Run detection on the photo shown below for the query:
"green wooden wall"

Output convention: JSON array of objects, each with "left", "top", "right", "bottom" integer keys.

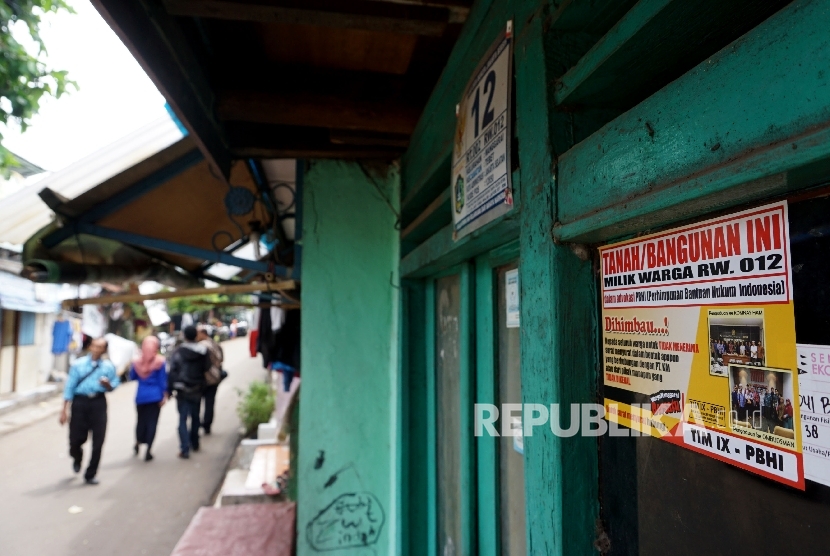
[
  {"left": 397, "top": 0, "right": 830, "bottom": 554},
  {"left": 378, "top": 0, "right": 830, "bottom": 555},
  {"left": 297, "top": 160, "right": 400, "bottom": 556}
]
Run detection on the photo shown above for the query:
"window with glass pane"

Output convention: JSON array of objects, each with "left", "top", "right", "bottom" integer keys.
[
  {"left": 496, "top": 265, "right": 526, "bottom": 555},
  {"left": 436, "top": 274, "right": 462, "bottom": 556},
  {"left": 18, "top": 312, "right": 35, "bottom": 346}
]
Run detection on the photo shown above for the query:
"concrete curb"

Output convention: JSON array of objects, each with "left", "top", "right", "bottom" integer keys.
[{"left": 0, "top": 383, "right": 63, "bottom": 416}]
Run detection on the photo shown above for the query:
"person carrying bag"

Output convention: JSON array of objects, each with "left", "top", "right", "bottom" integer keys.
[
  {"left": 167, "top": 326, "right": 211, "bottom": 459},
  {"left": 196, "top": 325, "right": 226, "bottom": 435},
  {"left": 59, "top": 337, "right": 120, "bottom": 485}
]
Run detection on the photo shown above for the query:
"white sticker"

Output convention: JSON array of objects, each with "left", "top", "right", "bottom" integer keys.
[
  {"left": 505, "top": 268, "right": 519, "bottom": 328},
  {"left": 512, "top": 416, "right": 523, "bottom": 455}
]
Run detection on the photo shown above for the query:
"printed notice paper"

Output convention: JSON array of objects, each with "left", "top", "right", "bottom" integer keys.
[
  {"left": 796, "top": 344, "right": 830, "bottom": 487},
  {"left": 600, "top": 202, "right": 804, "bottom": 489},
  {"left": 451, "top": 22, "right": 513, "bottom": 240}
]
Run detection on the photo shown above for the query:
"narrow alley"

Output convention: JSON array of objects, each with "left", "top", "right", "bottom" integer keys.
[{"left": 0, "top": 338, "right": 264, "bottom": 556}]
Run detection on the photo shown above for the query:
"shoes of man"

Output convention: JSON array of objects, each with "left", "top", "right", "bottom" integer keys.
[
  {"left": 73, "top": 461, "right": 81, "bottom": 474},
  {"left": 145, "top": 452, "right": 154, "bottom": 462},
  {"left": 192, "top": 444, "right": 200, "bottom": 452},
  {"left": 133, "top": 443, "right": 139, "bottom": 456},
  {"left": 85, "top": 477, "right": 99, "bottom": 485},
  {"left": 178, "top": 452, "right": 189, "bottom": 459}
]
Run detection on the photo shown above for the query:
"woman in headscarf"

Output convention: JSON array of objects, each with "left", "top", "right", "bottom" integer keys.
[
  {"left": 129, "top": 336, "right": 168, "bottom": 461},
  {"left": 776, "top": 393, "right": 786, "bottom": 429},
  {"left": 783, "top": 399, "right": 794, "bottom": 429}
]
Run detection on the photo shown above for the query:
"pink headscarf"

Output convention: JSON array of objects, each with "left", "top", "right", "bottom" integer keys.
[{"left": 132, "top": 336, "right": 165, "bottom": 379}]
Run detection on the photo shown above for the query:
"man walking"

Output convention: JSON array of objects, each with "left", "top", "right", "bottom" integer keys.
[
  {"left": 59, "top": 337, "right": 120, "bottom": 485},
  {"left": 167, "top": 326, "right": 211, "bottom": 459},
  {"left": 197, "top": 325, "right": 224, "bottom": 435}
]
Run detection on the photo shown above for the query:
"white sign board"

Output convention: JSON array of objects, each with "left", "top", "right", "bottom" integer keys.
[
  {"left": 451, "top": 21, "right": 513, "bottom": 240},
  {"left": 505, "top": 268, "right": 520, "bottom": 328},
  {"left": 796, "top": 344, "right": 830, "bottom": 487}
]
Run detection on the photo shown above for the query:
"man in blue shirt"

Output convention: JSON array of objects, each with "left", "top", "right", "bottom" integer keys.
[{"left": 59, "top": 337, "right": 120, "bottom": 484}]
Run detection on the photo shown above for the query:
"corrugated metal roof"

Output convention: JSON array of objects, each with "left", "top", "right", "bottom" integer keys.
[
  {"left": 0, "top": 271, "right": 61, "bottom": 313},
  {"left": 0, "top": 117, "right": 183, "bottom": 246}
]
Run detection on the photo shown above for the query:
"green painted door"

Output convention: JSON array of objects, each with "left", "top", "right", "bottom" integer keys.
[
  {"left": 435, "top": 273, "right": 464, "bottom": 556},
  {"left": 422, "top": 250, "right": 526, "bottom": 556}
]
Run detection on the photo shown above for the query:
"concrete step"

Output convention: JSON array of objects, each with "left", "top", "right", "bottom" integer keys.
[
  {"left": 216, "top": 444, "right": 289, "bottom": 506},
  {"left": 245, "top": 444, "right": 288, "bottom": 489}
]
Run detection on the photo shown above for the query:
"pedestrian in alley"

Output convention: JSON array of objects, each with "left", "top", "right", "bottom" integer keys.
[
  {"left": 167, "top": 326, "right": 211, "bottom": 459},
  {"left": 129, "top": 336, "right": 168, "bottom": 461},
  {"left": 196, "top": 325, "right": 224, "bottom": 435},
  {"left": 59, "top": 337, "right": 120, "bottom": 485}
]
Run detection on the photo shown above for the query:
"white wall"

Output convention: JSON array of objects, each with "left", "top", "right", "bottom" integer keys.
[
  {"left": 0, "top": 348, "right": 14, "bottom": 394},
  {"left": 37, "top": 313, "right": 56, "bottom": 383},
  {"left": 0, "top": 312, "right": 57, "bottom": 394}
]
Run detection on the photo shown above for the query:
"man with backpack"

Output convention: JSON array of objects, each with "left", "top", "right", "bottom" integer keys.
[
  {"left": 59, "top": 337, "right": 120, "bottom": 485},
  {"left": 167, "top": 326, "right": 211, "bottom": 459},
  {"left": 196, "top": 324, "right": 225, "bottom": 435}
]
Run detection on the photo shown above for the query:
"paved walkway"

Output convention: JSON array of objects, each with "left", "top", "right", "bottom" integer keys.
[{"left": 0, "top": 338, "right": 267, "bottom": 556}]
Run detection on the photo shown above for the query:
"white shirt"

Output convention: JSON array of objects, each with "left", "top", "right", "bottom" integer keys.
[{"left": 750, "top": 345, "right": 758, "bottom": 356}]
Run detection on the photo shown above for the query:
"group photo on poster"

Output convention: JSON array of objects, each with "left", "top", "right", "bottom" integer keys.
[
  {"left": 709, "top": 310, "right": 766, "bottom": 376},
  {"left": 726, "top": 364, "right": 795, "bottom": 448}
]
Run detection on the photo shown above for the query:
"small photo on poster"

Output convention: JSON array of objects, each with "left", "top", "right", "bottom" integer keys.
[
  {"left": 727, "top": 364, "right": 796, "bottom": 448},
  {"left": 708, "top": 310, "right": 766, "bottom": 377}
]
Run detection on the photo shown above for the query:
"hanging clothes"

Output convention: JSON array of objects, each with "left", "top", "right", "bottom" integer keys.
[
  {"left": 256, "top": 303, "right": 300, "bottom": 371},
  {"left": 52, "top": 318, "right": 73, "bottom": 355},
  {"left": 249, "top": 308, "right": 260, "bottom": 358},
  {"left": 273, "top": 309, "right": 300, "bottom": 370},
  {"left": 271, "top": 306, "right": 285, "bottom": 331},
  {"left": 257, "top": 303, "right": 275, "bottom": 368}
]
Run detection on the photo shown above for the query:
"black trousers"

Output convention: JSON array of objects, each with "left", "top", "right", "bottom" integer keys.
[
  {"left": 202, "top": 384, "right": 218, "bottom": 433},
  {"left": 69, "top": 396, "right": 107, "bottom": 480},
  {"left": 136, "top": 402, "right": 161, "bottom": 450}
]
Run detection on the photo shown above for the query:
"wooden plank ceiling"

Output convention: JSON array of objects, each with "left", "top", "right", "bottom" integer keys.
[{"left": 92, "top": 0, "right": 470, "bottom": 175}]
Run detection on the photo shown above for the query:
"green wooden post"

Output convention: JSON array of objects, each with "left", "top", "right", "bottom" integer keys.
[
  {"left": 459, "top": 263, "right": 476, "bottom": 556},
  {"left": 475, "top": 254, "right": 499, "bottom": 556},
  {"left": 297, "top": 160, "right": 401, "bottom": 556},
  {"left": 402, "top": 280, "right": 429, "bottom": 556},
  {"left": 425, "top": 279, "right": 437, "bottom": 556},
  {"left": 515, "top": 9, "right": 600, "bottom": 556}
]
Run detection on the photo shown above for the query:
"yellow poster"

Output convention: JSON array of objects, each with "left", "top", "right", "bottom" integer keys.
[{"left": 600, "top": 202, "right": 804, "bottom": 489}]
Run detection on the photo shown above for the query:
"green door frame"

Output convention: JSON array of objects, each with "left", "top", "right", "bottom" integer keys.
[
  {"left": 474, "top": 241, "right": 520, "bottom": 556},
  {"left": 402, "top": 242, "right": 522, "bottom": 556},
  {"left": 422, "top": 263, "right": 476, "bottom": 556}
]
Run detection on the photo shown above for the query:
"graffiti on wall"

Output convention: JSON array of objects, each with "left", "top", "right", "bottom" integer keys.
[{"left": 306, "top": 492, "right": 385, "bottom": 551}]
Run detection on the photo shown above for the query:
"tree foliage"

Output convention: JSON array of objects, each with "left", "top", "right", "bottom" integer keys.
[
  {"left": 0, "top": 0, "right": 76, "bottom": 173},
  {"left": 166, "top": 293, "right": 251, "bottom": 321}
]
